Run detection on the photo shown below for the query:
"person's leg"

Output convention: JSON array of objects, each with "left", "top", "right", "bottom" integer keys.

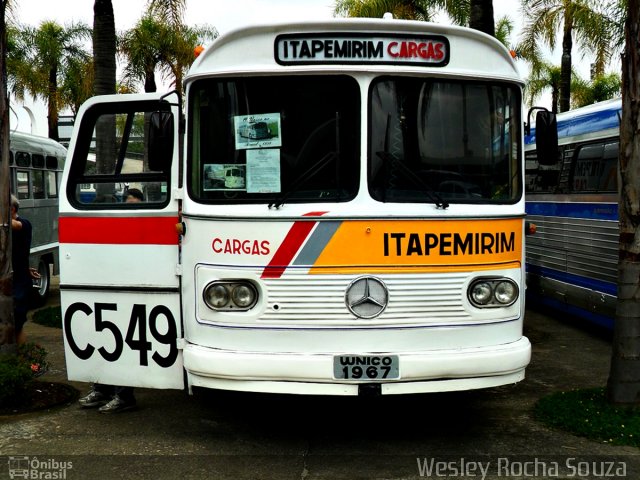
[
  {"left": 114, "top": 386, "right": 135, "bottom": 402},
  {"left": 13, "top": 291, "right": 28, "bottom": 345}
]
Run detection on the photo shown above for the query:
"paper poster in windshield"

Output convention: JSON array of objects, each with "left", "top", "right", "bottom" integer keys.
[
  {"left": 234, "top": 113, "right": 282, "bottom": 150},
  {"left": 247, "top": 149, "right": 281, "bottom": 193},
  {"left": 203, "top": 163, "right": 247, "bottom": 191}
]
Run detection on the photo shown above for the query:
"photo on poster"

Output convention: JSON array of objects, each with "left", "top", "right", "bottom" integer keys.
[
  {"left": 203, "top": 163, "right": 247, "bottom": 191},
  {"left": 247, "top": 149, "right": 281, "bottom": 193},
  {"left": 234, "top": 113, "right": 282, "bottom": 150}
]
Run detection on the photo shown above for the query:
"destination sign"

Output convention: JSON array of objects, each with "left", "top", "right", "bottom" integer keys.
[{"left": 275, "top": 33, "right": 450, "bottom": 66}]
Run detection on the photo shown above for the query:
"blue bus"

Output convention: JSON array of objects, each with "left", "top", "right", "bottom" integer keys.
[{"left": 525, "top": 98, "right": 621, "bottom": 329}]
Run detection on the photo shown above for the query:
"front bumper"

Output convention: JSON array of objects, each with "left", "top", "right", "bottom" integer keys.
[{"left": 183, "top": 336, "right": 531, "bottom": 395}]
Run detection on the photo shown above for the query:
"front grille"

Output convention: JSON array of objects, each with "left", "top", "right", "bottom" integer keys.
[{"left": 261, "top": 271, "right": 472, "bottom": 324}]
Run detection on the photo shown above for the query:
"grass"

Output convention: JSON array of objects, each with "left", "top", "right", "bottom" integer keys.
[
  {"left": 32, "top": 305, "right": 62, "bottom": 329},
  {"left": 534, "top": 387, "right": 640, "bottom": 447}
]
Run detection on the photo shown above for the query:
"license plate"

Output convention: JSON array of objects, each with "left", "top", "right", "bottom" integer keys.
[{"left": 333, "top": 355, "right": 399, "bottom": 380}]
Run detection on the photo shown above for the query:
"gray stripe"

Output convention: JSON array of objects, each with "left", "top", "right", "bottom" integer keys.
[{"left": 293, "top": 221, "right": 342, "bottom": 266}]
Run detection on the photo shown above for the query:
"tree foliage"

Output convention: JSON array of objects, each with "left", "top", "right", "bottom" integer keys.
[
  {"left": 518, "top": 0, "right": 618, "bottom": 112},
  {"left": 7, "top": 21, "right": 90, "bottom": 139}
]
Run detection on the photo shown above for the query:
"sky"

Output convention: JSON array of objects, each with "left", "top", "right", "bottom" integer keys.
[{"left": 10, "top": 0, "right": 598, "bottom": 135}]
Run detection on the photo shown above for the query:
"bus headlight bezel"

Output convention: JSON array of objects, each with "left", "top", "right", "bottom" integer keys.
[
  {"left": 468, "top": 278, "right": 519, "bottom": 308},
  {"left": 203, "top": 281, "right": 258, "bottom": 311}
]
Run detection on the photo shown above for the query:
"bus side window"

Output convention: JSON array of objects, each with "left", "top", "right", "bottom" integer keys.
[
  {"left": 15, "top": 152, "right": 30, "bottom": 167},
  {"left": 33, "top": 170, "right": 45, "bottom": 199},
  {"left": 525, "top": 150, "right": 559, "bottom": 192},
  {"left": 600, "top": 141, "right": 619, "bottom": 192},
  {"left": 46, "top": 156, "right": 59, "bottom": 199},
  {"left": 47, "top": 171, "right": 58, "bottom": 198},
  {"left": 572, "top": 143, "right": 604, "bottom": 192},
  {"left": 16, "top": 171, "right": 30, "bottom": 199}
]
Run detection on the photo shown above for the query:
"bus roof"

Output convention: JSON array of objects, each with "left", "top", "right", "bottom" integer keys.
[
  {"left": 10, "top": 130, "right": 68, "bottom": 158},
  {"left": 525, "top": 97, "right": 621, "bottom": 145},
  {"left": 186, "top": 19, "right": 521, "bottom": 85}
]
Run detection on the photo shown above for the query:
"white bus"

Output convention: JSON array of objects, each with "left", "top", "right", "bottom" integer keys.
[
  {"left": 8, "top": 130, "right": 67, "bottom": 305},
  {"left": 59, "top": 19, "right": 530, "bottom": 395}
]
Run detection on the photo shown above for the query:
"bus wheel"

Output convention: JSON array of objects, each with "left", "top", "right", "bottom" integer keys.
[{"left": 31, "top": 259, "right": 50, "bottom": 308}]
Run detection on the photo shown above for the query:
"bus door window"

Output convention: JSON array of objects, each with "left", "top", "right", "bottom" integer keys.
[{"left": 68, "top": 104, "right": 172, "bottom": 208}]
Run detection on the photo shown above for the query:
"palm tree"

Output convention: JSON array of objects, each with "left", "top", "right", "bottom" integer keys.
[
  {"left": 570, "top": 72, "right": 621, "bottom": 108},
  {"left": 147, "top": 0, "right": 217, "bottom": 93},
  {"left": 148, "top": 0, "right": 186, "bottom": 28},
  {"left": 334, "top": 0, "right": 437, "bottom": 20},
  {"left": 518, "top": 0, "right": 616, "bottom": 113},
  {"left": 494, "top": 15, "right": 514, "bottom": 48},
  {"left": 524, "top": 63, "right": 562, "bottom": 112},
  {"left": 60, "top": 56, "right": 94, "bottom": 116},
  {"left": 119, "top": 14, "right": 165, "bottom": 93},
  {"left": 9, "top": 21, "right": 90, "bottom": 140},
  {"left": 157, "top": 23, "right": 217, "bottom": 94},
  {"left": 334, "top": 0, "right": 499, "bottom": 36},
  {"left": 120, "top": 13, "right": 216, "bottom": 95},
  {"left": 607, "top": 0, "right": 640, "bottom": 406}
]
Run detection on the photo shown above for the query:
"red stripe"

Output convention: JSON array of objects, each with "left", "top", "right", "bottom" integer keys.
[
  {"left": 261, "top": 211, "right": 327, "bottom": 279},
  {"left": 59, "top": 216, "right": 180, "bottom": 245}
]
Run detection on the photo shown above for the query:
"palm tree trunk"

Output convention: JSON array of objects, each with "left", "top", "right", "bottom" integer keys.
[
  {"left": 559, "top": 18, "right": 573, "bottom": 112},
  {"left": 93, "top": 0, "right": 116, "bottom": 197},
  {"left": 93, "top": 0, "right": 116, "bottom": 96},
  {"left": 469, "top": 0, "right": 495, "bottom": 37},
  {"left": 47, "top": 66, "right": 59, "bottom": 141},
  {"left": 0, "top": 0, "right": 15, "bottom": 350},
  {"left": 607, "top": 0, "right": 640, "bottom": 405}
]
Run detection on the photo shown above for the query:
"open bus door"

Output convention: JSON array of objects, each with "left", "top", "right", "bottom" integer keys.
[{"left": 59, "top": 92, "right": 184, "bottom": 389}]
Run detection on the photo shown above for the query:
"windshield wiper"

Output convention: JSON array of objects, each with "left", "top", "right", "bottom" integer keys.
[
  {"left": 377, "top": 151, "right": 449, "bottom": 209},
  {"left": 269, "top": 151, "right": 336, "bottom": 209},
  {"left": 269, "top": 115, "right": 340, "bottom": 209},
  {"left": 378, "top": 112, "right": 448, "bottom": 209}
]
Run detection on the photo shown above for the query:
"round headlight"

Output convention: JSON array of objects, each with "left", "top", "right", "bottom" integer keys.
[
  {"left": 495, "top": 281, "right": 517, "bottom": 304},
  {"left": 471, "top": 282, "right": 493, "bottom": 305},
  {"left": 204, "top": 283, "right": 230, "bottom": 309},
  {"left": 232, "top": 284, "right": 256, "bottom": 309}
]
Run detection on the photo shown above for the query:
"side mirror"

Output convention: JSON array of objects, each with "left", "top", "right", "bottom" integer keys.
[
  {"left": 535, "top": 110, "right": 558, "bottom": 166},
  {"left": 148, "top": 110, "right": 174, "bottom": 172}
]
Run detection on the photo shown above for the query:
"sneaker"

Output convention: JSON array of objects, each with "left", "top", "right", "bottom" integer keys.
[
  {"left": 78, "top": 390, "right": 108, "bottom": 408},
  {"left": 98, "top": 395, "right": 137, "bottom": 414}
]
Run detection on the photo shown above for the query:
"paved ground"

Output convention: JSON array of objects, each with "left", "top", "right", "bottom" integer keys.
[{"left": 1, "top": 277, "right": 638, "bottom": 479}]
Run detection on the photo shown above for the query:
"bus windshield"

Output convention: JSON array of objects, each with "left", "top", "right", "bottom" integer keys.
[
  {"left": 369, "top": 78, "right": 521, "bottom": 203},
  {"left": 188, "top": 75, "right": 360, "bottom": 203}
]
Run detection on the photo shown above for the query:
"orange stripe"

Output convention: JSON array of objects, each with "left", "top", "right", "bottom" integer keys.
[{"left": 59, "top": 216, "right": 180, "bottom": 245}]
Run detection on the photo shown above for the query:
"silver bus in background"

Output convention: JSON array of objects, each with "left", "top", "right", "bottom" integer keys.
[{"left": 9, "top": 130, "right": 67, "bottom": 306}]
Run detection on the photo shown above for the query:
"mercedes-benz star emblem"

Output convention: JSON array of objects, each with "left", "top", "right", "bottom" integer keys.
[{"left": 345, "top": 276, "right": 389, "bottom": 319}]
